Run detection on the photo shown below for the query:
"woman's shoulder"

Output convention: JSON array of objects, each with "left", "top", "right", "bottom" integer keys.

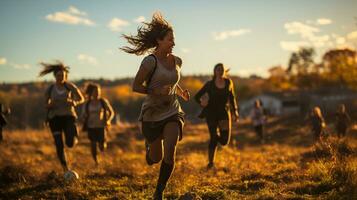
[
  {"left": 100, "top": 97, "right": 110, "bottom": 104},
  {"left": 141, "top": 55, "right": 157, "bottom": 70},
  {"left": 64, "top": 81, "right": 79, "bottom": 90}
]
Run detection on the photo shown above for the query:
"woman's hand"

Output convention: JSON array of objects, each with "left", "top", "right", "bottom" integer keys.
[
  {"left": 66, "top": 99, "right": 76, "bottom": 106},
  {"left": 200, "top": 93, "right": 209, "bottom": 107},
  {"left": 181, "top": 89, "right": 190, "bottom": 101},
  {"left": 232, "top": 111, "right": 239, "bottom": 122}
]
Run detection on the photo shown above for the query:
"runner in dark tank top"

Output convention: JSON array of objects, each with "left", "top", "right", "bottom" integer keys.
[{"left": 195, "top": 63, "right": 239, "bottom": 169}]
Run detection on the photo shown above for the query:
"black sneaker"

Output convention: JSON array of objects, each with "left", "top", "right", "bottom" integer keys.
[{"left": 145, "top": 141, "right": 155, "bottom": 165}]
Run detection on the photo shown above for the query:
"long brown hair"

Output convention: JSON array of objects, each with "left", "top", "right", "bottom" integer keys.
[
  {"left": 84, "top": 82, "right": 100, "bottom": 98},
  {"left": 38, "top": 60, "right": 69, "bottom": 77},
  {"left": 120, "top": 12, "right": 173, "bottom": 55},
  {"left": 212, "top": 63, "right": 229, "bottom": 80}
]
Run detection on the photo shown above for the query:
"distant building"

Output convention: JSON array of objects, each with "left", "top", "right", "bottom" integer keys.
[
  {"left": 240, "top": 91, "right": 301, "bottom": 117},
  {"left": 239, "top": 88, "right": 357, "bottom": 117}
]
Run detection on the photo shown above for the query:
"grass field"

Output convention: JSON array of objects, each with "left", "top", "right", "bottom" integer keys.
[{"left": 0, "top": 117, "right": 356, "bottom": 200}]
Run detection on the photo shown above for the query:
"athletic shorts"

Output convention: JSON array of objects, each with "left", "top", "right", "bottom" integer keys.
[
  {"left": 49, "top": 115, "right": 78, "bottom": 138},
  {"left": 87, "top": 127, "right": 105, "bottom": 143},
  {"left": 141, "top": 113, "right": 184, "bottom": 144}
]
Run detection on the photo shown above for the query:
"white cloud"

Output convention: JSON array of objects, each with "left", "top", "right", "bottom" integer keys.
[
  {"left": 336, "top": 37, "right": 346, "bottom": 45},
  {"left": 0, "top": 57, "right": 7, "bottom": 65},
  {"left": 10, "top": 63, "right": 31, "bottom": 69},
  {"left": 46, "top": 6, "right": 95, "bottom": 26},
  {"left": 213, "top": 29, "right": 251, "bottom": 41},
  {"left": 347, "top": 31, "right": 357, "bottom": 40},
  {"left": 181, "top": 48, "right": 191, "bottom": 53},
  {"left": 77, "top": 54, "right": 98, "bottom": 65},
  {"left": 316, "top": 18, "right": 332, "bottom": 25},
  {"left": 282, "top": 21, "right": 335, "bottom": 50},
  {"left": 108, "top": 18, "right": 130, "bottom": 32},
  {"left": 284, "top": 21, "right": 319, "bottom": 39},
  {"left": 134, "top": 16, "right": 146, "bottom": 23},
  {"left": 68, "top": 6, "right": 87, "bottom": 16},
  {"left": 0, "top": 58, "right": 31, "bottom": 69},
  {"left": 309, "top": 34, "right": 330, "bottom": 48},
  {"left": 280, "top": 41, "right": 310, "bottom": 51}
]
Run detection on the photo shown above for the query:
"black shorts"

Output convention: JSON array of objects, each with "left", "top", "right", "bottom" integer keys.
[
  {"left": 87, "top": 128, "right": 105, "bottom": 143},
  {"left": 49, "top": 115, "right": 78, "bottom": 138},
  {"left": 141, "top": 113, "right": 184, "bottom": 144}
]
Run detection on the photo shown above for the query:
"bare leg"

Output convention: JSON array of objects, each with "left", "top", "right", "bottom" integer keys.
[{"left": 154, "top": 122, "right": 180, "bottom": 200}]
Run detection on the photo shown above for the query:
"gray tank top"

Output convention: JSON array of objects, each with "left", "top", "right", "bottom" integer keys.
[
  {"left": 139, "top": 55, "right": 184, "bottom": 121},
  {"left": 45, "top": 82, "right": 81, "bottom": 119}
]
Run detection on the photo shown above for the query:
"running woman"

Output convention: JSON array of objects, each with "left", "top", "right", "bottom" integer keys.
[
  {"left": 195, "top": 63, "right": 239, "bottom": 169},
  {"left": 81, "top": 83, "right": 114, "bottom": 165},
  {"left": 121, "top": 12, "right": 190, "bottom": 199},
  {"left": 39, "top": 61, "right": 84, "bottom": 171}
]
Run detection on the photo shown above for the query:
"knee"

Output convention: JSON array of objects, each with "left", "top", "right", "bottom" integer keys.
[
  {"left": 209, "top": 140, "right": 217, "bottom": 149},
  {"left": 220, "top": 139, "right": 229, "bottom": 146},
  {"left": 66, "top": 140, "right": 74, "bottom": 148},
  {"left": 219, "top": 130, "right": 230, "bottom": 146},
  {"left": 151, "top": 154, "right": 163, "bottom": 164},
  {"left": 163, "top": 156, "right": 175, "bottom": 165},
  {"left": 98, "top": 143, "right": 105, "bottom": 152}
]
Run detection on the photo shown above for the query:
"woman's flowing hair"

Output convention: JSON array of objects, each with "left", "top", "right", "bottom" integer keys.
[
  {"left": 38, "top": 60, "right": 69, "bottom": 77},
  {"left": 121, "top": 12, "right": 173, "bottom": 55},
  {"left": 84, "top": 82, "right": 100, "bottom": 98}
]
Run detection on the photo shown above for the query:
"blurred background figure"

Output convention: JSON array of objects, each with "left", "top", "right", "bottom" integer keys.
[
  {"left": 250, "top": 99, "right": 267, "bottom": 143},
  {"left": 0, "top": 103, "right": 11, "bottom": 142},
  {"left": 39, "top": 61, "right": 84, "bottom": 172},
  {"left": 309, "top": 106, "right": 326, "bottom": 143},
  {"left": 81, "top": 82, "right": 114, "bottom": 166},
  {"left": 335, "top": 104, "right": 351, "bottom": 138},
  {"left": 195, "top": 63, "right": 239, "bottom": 169}
]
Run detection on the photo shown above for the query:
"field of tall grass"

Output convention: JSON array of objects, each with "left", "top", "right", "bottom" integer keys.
[{"left": 0, "top": 117, "right": 356, "bottom": 199}]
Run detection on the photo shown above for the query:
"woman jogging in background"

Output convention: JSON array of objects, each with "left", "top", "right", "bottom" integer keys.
[
  {"left": 81, "top": 83, "right": 114, "bottom": 165},
  {"left": 250, "top": 99, "right": 266, "bottom": 143},
  {"left": 335, "top": 104, "right": 351, "bottom": 138},
  {"left": 195, "top": 63, "right": 239, "bottom": 169},
  {"left": 309, "top": 106, "right": 326, "bottom": 143},
  {"left": 39, "top": 61, "right": 84, "bottom": 172},
  {"left": 121, "top": 12, "right": 190, "bottom": 200}
]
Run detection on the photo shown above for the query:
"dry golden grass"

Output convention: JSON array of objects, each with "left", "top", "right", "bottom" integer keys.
[{"left": 0, "top": 118, "right": 356, "bottom": 200}]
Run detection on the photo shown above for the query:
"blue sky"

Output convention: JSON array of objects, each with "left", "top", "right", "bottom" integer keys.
[{"left": 0, "top": 0, "right": 356, "bottom": 83}]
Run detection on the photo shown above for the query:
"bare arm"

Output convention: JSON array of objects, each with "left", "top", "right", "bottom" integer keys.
[
  {"left": 176, "top": 84, "right": 190, "bottom": 101},
  {"left": 132, "top": 56, "right": 170, "bottom": 95},
  {"left": 103, "top": 98, "right": 115, "bottom": 123},
  {"left": 228, "top": 79, "right": 239, "bottom": 117},
  {"left": 132, "top": 59, "right": 153, "bottom": 94},
  {"left": 68, "top": 83, "right": 85, "bottom": 106}
]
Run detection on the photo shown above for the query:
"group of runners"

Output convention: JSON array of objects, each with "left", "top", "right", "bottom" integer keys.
[{"left": 0, "top": 12, "right": 353, "bottom": 200}]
